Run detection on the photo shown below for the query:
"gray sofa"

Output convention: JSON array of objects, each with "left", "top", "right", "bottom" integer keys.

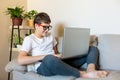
[{"left": 5, "top": 34, "right": 120, "bottom": 80}]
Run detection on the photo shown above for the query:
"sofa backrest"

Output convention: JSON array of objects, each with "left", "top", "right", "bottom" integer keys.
[{"left": 98, "top": 34, "right": 120, "bottom": 71}]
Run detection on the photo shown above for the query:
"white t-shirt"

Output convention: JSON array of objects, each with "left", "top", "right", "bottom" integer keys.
[{"left": 21, "top": 34, "right": 57, "bottom": 71}]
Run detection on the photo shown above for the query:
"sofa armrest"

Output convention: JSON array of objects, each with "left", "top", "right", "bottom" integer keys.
[{"left": 5, "top": 58, "right": 27, "bottom": 72}]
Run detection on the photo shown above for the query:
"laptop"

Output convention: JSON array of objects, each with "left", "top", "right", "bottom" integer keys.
[{"left": 61, "top": 27, "right": 90, "bottom": 59}]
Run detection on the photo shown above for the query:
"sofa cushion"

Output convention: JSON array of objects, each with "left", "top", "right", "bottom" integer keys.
[
  {"left": 13, "top": 71, "right": 26, "bottom": 80},
  {"left": 13, "top": 70, "right": 75, "bottom": 80},
  {"left": 12, "top": 70, "right": 120, "bottom": 80},
  {"left": 5, "top": 59, "right": 27, "bottom": 72},
  {"left": 76, "top": 71, "right": 120, "bottom": 80},
  {"left": 25, "top": 71, "right": 75, "bottom": 80},
  {"left": 98, "top": 34, "right": 120, "bottom": 70}
]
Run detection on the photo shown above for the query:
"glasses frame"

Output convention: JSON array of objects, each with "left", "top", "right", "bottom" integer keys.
[{"left": 37, "top": 24, "right": 52, "bottom": 31}]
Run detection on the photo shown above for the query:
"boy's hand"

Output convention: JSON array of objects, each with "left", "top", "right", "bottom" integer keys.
[{"left": 53, "top": 54, "right": 62, "bottom": 58}]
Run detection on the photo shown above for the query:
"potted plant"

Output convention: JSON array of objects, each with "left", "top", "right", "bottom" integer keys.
[
  {"left": 6, "top": 6, "right": 25, "bottom": 25},
  {"left": 24, "top": 10, "right": 38, "bottom": 27},
  {"left": 13, "top": 33, "right": 23, "bottom": 48}
]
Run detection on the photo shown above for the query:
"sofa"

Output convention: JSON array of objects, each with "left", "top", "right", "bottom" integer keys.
[{"left": 5, "top": 34, "right": 120, "bottom": 80}]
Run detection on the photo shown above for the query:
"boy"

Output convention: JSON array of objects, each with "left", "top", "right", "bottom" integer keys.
[{"left": 18, "top": 12, "right": 107, "bottom": 78}]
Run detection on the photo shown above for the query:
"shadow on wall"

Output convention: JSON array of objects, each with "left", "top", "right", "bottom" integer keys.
[{"left": 55, "top": 23, "right": 65, "bottom": 37}]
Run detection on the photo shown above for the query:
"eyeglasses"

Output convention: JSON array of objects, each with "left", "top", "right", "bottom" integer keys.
[{"left": 38, "top": 24, "right": 52, "bottom": 31}]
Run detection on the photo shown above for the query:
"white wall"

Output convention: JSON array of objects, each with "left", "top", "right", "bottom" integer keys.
[{"left": 27, "top": 0, "right": 120, "bottom": 35}]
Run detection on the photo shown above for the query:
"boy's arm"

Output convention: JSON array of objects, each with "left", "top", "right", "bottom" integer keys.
[
  {"left": 18, "top": 51, "right": 47, "bottom": 65},
  {"left": 53, "top": 37, "right": 62, "bottom": 58},
  {"left": 53, "top": 37, "right": 60, "bottom": 54}
]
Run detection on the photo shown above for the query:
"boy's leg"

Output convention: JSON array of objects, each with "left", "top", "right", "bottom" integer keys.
[
  {"left": 86, "top": 46, "right": 108, "bottom": 78},
  {"left": 61, "top": 46, "right": 99, "bottom": 70},
  {"left": 37, "top": 55, "right": 80, "bottom": 78},
  {"left": 62, "top": 56, "right": 87, "bottom": 69},
  {"left": 86, "top": 46, "right": 99, "bottom": 71},
  {"left": 63, "top": 46, "right": 108, "bottom": 78}
]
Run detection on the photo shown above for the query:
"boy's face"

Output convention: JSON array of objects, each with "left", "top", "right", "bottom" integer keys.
[{"left": 35, "top": 23, "right": 52, "bottom": 37}]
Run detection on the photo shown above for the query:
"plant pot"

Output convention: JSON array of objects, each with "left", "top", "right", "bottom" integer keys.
[
  {"left": 12, "top": 18, "right": 23, "bottom": 26},
  {"left": 27, "top": 19, "right": 34, "bottom": 27}
]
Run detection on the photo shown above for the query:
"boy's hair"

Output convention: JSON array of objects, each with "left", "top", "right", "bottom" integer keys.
[{"left": 34, "top": 12, "right": 51, "bottom": 25}]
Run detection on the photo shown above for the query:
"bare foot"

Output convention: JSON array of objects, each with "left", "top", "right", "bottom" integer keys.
[
  {"left": 95, "top": 71, "right": 108, "bottom": 78},
  {"left": 80, "top": 71, "right": 108, "bottom": 78}
]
